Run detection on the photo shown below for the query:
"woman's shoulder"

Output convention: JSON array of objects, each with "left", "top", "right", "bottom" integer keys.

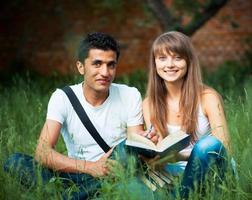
[
  {"left": 201, "top": 86, "right": 224, "bottom": 113},
  {"left": 201, "top": 86, "right": 222, "bottom": 100}
]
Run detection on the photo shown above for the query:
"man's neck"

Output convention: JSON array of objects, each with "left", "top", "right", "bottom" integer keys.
[{"left": 82, "top": 84, "right": 109, "bottom": 107}]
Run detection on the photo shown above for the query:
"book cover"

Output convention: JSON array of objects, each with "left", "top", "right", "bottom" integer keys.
[{"left": 125, "top": 130, "right": 191, "bottom": 158}]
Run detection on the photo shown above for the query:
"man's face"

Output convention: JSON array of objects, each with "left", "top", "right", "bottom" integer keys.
[{"left": 77, "top": 49, "right": 117, "bottom": 95}]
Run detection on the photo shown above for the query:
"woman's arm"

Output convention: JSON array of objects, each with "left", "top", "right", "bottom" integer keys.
[
  {"left": 202, "top": 88, "right": 230, "bottom": 150},
  {"left": 143, "top": 98, "right": 152, "bottom": 129}
]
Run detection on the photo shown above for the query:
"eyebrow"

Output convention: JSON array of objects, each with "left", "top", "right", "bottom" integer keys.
[
  {"left": 91, "top": 59, "right": 117, "bottom": 65},
  {"left": 92, "top": 60, "right": 102, "bottom": 64}
]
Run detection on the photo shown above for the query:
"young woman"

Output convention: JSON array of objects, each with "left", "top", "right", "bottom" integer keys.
[{"left": 143, "top": 31, "right": 230, "bottom": 198}]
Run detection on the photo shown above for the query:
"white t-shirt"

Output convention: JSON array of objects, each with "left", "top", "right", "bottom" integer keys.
[{"left": 47, "top": 82, "right": 143, "bottom": 161}]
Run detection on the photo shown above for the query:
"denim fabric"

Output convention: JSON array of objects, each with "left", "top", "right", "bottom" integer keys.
[
  {"left": 3, "top": 141, "right": 150, "bottom": 200},
  {"left": 177, "top": 135, "right": 227, "bottom": 198},
  {"left": 3, "top": 152, "right": 99, "bottom": 200}
]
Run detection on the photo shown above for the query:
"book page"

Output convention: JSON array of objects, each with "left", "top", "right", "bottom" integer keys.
[
  {"left": 156, "top": 130, "right": 188, "bottom": 151},
  {"left": 126, "top": 132, "right": 157, "bottom": 150}
]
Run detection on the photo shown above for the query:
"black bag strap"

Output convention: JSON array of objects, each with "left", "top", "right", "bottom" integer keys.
[{"left": 61, "top": 86, "right": 111, "bottom": 153}]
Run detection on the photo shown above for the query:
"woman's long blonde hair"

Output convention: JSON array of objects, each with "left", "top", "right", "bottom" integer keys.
[{"left": 147, "top": 31, "right": 203, "bottom": 140}]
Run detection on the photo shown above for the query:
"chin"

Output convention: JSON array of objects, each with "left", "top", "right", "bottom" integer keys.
[{"left": 96, "top": 86, "right": 110, "bottom": 93}]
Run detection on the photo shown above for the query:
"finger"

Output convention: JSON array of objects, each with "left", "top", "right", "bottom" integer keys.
[
  {"left": 148, "top": 131, "right": 158, "bottom": 138},
  {"left": 106, "top": 159, "right": 118, "bottom": 169},
  {"left": 150, "top": 135, "right": 159, "bottom": 144},
  {"left": 138, "top": 130, "right": 148, "bottom": 137},
  {"left": 102, "top": 147, "right": 114, "bottom": 158},
  {"left": 148, "top": 155, "right": 161, "bottom": 164},
  {"left": 153, "top": 155, "right": 161, "bottom": 161}
]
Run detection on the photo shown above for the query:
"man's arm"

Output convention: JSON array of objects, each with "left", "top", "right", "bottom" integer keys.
[
  {"left": 127, "top": 124, "right": 144, "bottom": 135},
  {"left": 35, "top": 119, "right": 113, "bottom": 177}
]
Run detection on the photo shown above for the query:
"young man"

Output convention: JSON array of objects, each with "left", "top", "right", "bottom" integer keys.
[{"left": 4, "top": 32, "right": 155, "bottom": 199}]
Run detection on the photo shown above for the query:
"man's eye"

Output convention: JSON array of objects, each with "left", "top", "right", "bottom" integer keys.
[
  {"left": 93, "top": 61, "right": 101, "bottom": 67},
  {"left": 108, "top": 62, "right": 116, "bottom": 69}
]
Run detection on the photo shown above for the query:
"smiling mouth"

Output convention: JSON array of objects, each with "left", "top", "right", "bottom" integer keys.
[
  {"left": 166, "top": 70, "right": 179, "bottom": 74},
  {"left": 96, "top": 79, "right": 111, "bottom": 84}
]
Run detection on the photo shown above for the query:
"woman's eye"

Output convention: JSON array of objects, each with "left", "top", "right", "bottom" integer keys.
[
  {"left": 175, "top": 56, "right": 182, "bottom": 60},
  {"left": 158, "top": 56, "right": 166, "bottom": 61}
]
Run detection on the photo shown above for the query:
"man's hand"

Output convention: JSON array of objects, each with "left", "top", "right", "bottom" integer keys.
[{"left": 88, "top": 148, "right": 115, "bottom": 177}]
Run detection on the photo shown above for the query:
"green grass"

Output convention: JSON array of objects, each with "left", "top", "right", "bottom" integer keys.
[{"left": 0, "top": 67, "right": 252, "bottom": 199}]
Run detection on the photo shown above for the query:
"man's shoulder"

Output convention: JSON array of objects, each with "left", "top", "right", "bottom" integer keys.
[{"left": 50, "top": 82, "right": 82, "bottom": 101}]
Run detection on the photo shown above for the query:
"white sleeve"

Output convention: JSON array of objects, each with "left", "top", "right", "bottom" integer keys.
[
  {"left": 126, "top": 88, "right": 144, "bottom": 126},
  {"left": 47, "top": 89, "right": 67, "bottom": 124}
]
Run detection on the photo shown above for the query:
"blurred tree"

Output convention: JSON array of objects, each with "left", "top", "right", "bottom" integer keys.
[{"left": 146, "top": 0, "right": 228, "bottom": 36}]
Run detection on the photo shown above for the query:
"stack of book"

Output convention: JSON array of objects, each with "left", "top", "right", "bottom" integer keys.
[
  {"left": 125, "top": 130, "right": 191, "bottom": 191},
  {"left": 140, "top": 168, "right": 174, "bottom": 191}
]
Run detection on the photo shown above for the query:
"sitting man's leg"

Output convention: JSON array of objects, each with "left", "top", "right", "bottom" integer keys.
[
  {"left": 179, "top": 135, "right": 228, "bottom": 198},
  {"left": 59, "top": 172, "right": 101, "bottom": 200},
  {"left": 4, "top": 153, "right": 101, "bottom": 199},
  {"left": 4, "top": 153, "right": 53, "bottom": 187}
]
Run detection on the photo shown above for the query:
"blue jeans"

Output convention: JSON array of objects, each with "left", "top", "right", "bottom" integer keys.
[
  {"left": 3, "top": 152, "right": 101, "bottom": 199},
  {"left": 3, "top": 141, "right": 153, "bottom": 199},
  {"left": 171, "top": 135, "right": 228, "bottom": 198}
]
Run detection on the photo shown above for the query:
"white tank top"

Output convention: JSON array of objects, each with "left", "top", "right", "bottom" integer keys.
[
  {"left": 165, "top": 105, "right": 211, "bottom": 173},
  {"left": 167, "top": 104, "right": 211, "bottom": 138}
]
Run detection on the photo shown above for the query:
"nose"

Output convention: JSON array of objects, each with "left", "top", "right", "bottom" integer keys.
[
  {"left": 100, "top": 65, "right": 109, "bottom": 76},
  {"left": 165, "top": 57, "right": 174, "bottom": 68}
]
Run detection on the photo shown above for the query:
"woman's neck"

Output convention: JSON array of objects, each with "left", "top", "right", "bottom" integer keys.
[{"left": 165, "top": 81, "right": 183, "bottom": 101}]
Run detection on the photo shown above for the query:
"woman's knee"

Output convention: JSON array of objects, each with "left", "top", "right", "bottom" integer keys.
[{"left": 192, "top": 136, "right": 226, "bottom": 160}]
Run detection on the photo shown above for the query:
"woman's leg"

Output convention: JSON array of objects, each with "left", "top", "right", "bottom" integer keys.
[{"left": 179, "top": 135, "right": 227, "bottom": 198}]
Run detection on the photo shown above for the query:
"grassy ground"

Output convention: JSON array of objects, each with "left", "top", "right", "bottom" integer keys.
[{"left": 0, "top": 65, "right": 252, "bottom": 199}]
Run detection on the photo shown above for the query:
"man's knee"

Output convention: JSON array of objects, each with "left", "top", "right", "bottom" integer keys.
[
  {"left": 4, "top": 153, "right": 35, "bottom": 175},
  {"left": 4, "top": 153, "right": 25, "bottom": 171}
]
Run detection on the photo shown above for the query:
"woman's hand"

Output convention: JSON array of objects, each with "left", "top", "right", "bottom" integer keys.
[
  {"left": 138, "top": 129, "right": 159, "bottom": 145},
  {"left": 140, "top": 152, "right": 180, "bottom": 170}
]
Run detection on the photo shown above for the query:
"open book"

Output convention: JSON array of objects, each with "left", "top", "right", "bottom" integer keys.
[{"left": 125, "top": 130, "right": 190, "bottom": 158}]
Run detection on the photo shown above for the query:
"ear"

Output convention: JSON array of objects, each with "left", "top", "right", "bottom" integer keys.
[{"left": 76, "top": 61, "right": 85, "bottom": 75}]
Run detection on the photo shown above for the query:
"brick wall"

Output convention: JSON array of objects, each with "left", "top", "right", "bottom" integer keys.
[
  {"left": 192, "top": 0, "right": 252, "bottom": 70},
  {"left": 0, "top": 0, "right": 251, "bottom": 77}
]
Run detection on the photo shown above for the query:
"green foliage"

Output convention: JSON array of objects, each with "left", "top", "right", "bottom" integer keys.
[
  {"left": 115, "top": 69, "right": 148, "bottom": 96},
  {"left": 1, "top": 59, "right": 252, "bottom": 199},
  {"left": 203, "top": 53, "right": 252, "bottom": 99},
  {"left": 172, "top": 0, "right": 208, "bottom": 15}
]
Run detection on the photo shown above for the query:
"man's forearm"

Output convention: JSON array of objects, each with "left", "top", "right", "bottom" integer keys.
[{"left": 35, "top": 146, "right": 95, "bottom": 175}]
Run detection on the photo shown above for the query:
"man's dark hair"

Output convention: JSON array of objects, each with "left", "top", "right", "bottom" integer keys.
[{"left": 77, "top": 32, "right": 120, "bottom": 62}]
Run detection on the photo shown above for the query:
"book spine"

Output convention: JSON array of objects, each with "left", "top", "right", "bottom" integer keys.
[
  {"left": 148, "top": 170, "right": 166, "bottom": 187},
  {"left": 152, "top": 170, "right": 173, "bottom": 185},
  {"left": 139, "top": 175, "right": 157, "bottom": 191}
]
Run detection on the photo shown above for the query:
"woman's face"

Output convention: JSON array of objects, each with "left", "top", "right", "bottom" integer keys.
[{"left": 155, "top": 50, "right": 187, "bottom": 84}]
